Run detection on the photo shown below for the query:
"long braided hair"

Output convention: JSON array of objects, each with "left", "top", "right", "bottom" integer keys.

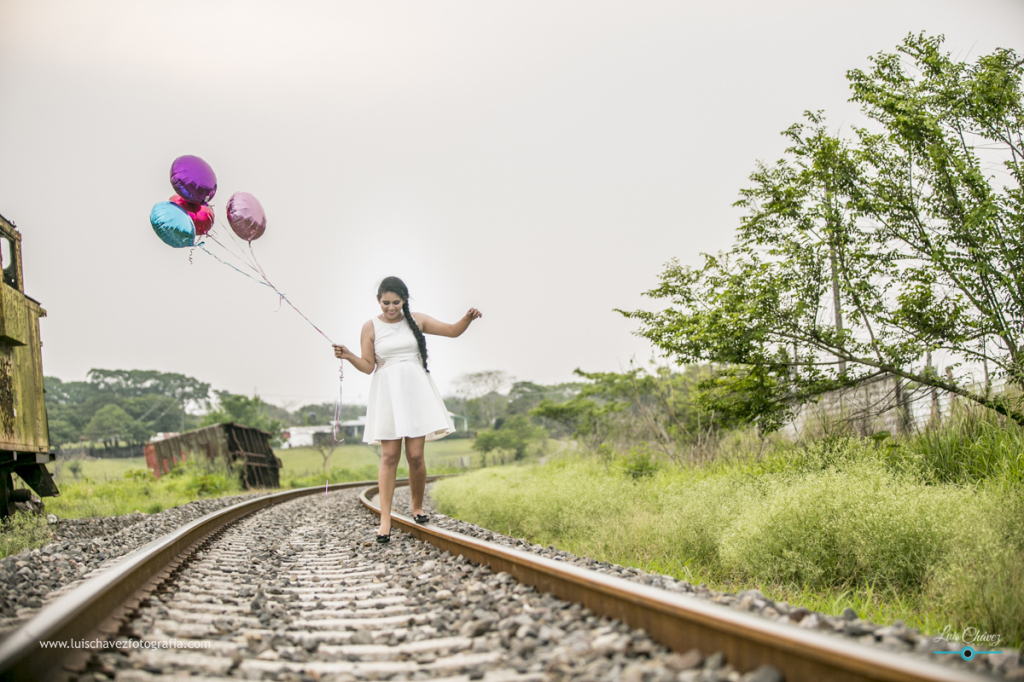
[{"left": 377, "top": 276, "right": 429, "bottom": 372}]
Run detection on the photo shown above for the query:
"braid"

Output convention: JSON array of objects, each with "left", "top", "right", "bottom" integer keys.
[{"left": 403, "top": 299, "right": 429, "bottom": 372}]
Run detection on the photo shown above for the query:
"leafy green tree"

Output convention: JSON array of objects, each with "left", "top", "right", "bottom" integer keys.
[
  {"left": 620, "top": 34, "right": 1024, "bottom": 431},
  {"left": 88, "top": 369, "right": 210, "bottom": 431},
  {"left": 531, "top": 365, "right": 718, "bottom": 454},
  {"left": 45, "top": 370, "right": 211, "bottom": 444},
  {"left": 201, "top": 392, "right": 284, "bottom": 437},
  {"left": 44, "top": 376, "right": 101, "bottom": 405},
  {"left": 290, "top": 402, "right": 365, "bottom": 426},
  {"left": 504, "top": 381, "right": 581, "bottom": 436},
  {"left": 46, "top": 414, "right": 83, "bottom": 447},
  {"left": 83, "top": 404, "right": 150, "bottom": 446},
  {"left": 473, "top": 414, "right": 547, "bottom": 462}
]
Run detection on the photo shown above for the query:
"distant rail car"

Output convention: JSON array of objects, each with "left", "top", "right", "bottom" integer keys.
[
  {"left": 0, "top": 213, "right": 58, "bottom": 519},
  {"left": 144, "top": 422, "right": 283, "bottom": 489}
]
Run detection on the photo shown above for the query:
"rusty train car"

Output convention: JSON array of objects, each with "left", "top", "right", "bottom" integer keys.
[
  {"left": 0, "top": 213, "right": 58, "bottom": 518},
  {"left": 144, "top": 423, "right": 283, "bottom": 489}
]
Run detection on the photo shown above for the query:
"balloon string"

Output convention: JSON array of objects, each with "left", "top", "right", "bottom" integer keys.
[
  {"left": 248, "top": 243, "right": 335, "bottom": 346},
  {"left": 199, "top": 233, "right": 344, "bottom": 497},
  {"left": 206, "top": 230, "right": 262, "bottom": 274},
  {"left": 326, "top": 362, "right": 345, "bottom": 496},
  {"left": 197, "top": 243, "right": 273, "bottom": 288}
]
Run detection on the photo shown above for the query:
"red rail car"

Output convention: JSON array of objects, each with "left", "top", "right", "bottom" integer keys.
[{"left": 144, "top": 423, "right": 282, "bottom": 489}]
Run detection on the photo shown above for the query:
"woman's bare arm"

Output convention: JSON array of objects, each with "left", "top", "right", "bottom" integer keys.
[
  {"left": 415, "top": 308, "right": 482, "bottom": 338},
  {"left": 333, "top": 320, "right": 377, "bottom": 374}
]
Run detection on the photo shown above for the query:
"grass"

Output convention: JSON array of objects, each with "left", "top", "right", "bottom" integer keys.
[
  {"left": 51, "top": 456, "right": 149, "bottom": 485},
  {"left": 45, "top": 461, "right": 245, "bottom": 520},
  {"left": 37, "top": 437, "right": 482, "bottom": 524},
  {"left": 432, "top": 420, "right": 1024, "bottom": 648},
  {"left": 278, "top": 438, "right": 502, "bottom": 481},
  {"left": 6, "top": 435, "right": 526, "bottom": 558},
  {"left": 0, "top": 512, "right": 52, "bottom": 559}
]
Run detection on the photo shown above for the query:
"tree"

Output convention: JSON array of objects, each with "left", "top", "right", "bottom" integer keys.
[
  {"left": 531, "top": 365, "right": 718, "bottom": 455},
  {"left": 451, "top": 371, "right": 514, "bottom": 427},
  {"left": 620, "top": 34, "right": 1024, "bottom": 431},
  {"left": 83, "top": 404, "right": 149, "bottom": 446},
  {"left": 472, "top": 414, "right": 547, "bottom": 462},
  {"left": 201, "top": 392, "right": 284, "bottom": 437},
  {"left": 87, "top": 369, "right": 210, "bottom": 431},
  {"left": 292, "top": 402, "right": 365, "bottom": 426}
]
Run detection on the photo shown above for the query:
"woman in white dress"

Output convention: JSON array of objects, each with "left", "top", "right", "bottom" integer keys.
[{"left": 333, "top": 276, "right": 482, "bottom": 543}]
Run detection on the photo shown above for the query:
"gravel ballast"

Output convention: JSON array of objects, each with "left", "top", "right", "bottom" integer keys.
[
  {"left": 0, "top": 481, "right": 1019, "bottom": 680},
  {"left": 106, "top": 488, "right": 766, "bottom": 681},
  {"left": 0, "top": 493, "right": 264, "bottom": 634}
]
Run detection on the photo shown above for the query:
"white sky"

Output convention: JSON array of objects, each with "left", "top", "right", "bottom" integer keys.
[{"left": 1, "top": 1, "right": 1022, "bottom": 409}]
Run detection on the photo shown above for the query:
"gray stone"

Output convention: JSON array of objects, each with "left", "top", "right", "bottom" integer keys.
[
  {"left": 741, "top": 665, "right": 784, "bottom": 682},
  {"left": 704, "top": 651, "right": 726, "bottom": 670}
]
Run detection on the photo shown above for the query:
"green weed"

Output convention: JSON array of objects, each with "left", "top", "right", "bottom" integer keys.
[
  {"left": 0, "top": 512, "right": 52, "bottom": 559},
  {"left": 432, "top": 440, "right": 1024, "bottom": 647}
]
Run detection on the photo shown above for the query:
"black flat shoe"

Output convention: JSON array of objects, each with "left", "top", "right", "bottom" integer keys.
[
  {"left": 413, "top": 513, "right": 429, "bottom": 525},
  {"left": 376, "top": 534, "right": 390, "bottom": 544}
]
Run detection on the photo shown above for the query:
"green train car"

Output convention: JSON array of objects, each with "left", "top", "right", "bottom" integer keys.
[{"left": 0, "top": 212, "right": 58, "bottom": 518}]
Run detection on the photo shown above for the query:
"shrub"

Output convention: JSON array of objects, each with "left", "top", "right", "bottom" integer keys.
[
  {"left": 614, "top": 444, "right": 661, "bottom": 480},
  {"left": 432, "top": 441, "right": 1024, "bottom": 646},
  {"left": 0, "top": 512, "right": 51, "bottom": 559}
]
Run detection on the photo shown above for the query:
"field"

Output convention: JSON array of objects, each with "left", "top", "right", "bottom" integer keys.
[
  {"left": 432, "top": 427, "right": 1024, "bottom": 648},
  {"left": 277, "top": 437, "right": 479, "bottom": 478},
  {"left": 2, "top": 436, "right": 546, "bottom": 559},
  {"left": 47, "top": 438, "right": 479, "bottom": 486}
]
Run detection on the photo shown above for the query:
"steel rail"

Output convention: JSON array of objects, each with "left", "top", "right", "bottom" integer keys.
[
  {"left": 360, "top": 486, "right": 991, "bottom": 682},
  {"left": 0, "top": 477, "right": 447, "bottom": 681}
]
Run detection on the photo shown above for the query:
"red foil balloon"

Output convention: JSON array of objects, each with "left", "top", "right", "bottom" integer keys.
[
  {"left": 169, "top": 196, "right": 214, "bottom": 236},
  {"left": 226, "top": 192, "right": 267, "bottom": 242}
]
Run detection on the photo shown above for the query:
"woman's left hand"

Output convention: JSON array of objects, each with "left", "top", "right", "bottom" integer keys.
[{"left": 465, "top": 308, "right": 483, "bottom": 321}]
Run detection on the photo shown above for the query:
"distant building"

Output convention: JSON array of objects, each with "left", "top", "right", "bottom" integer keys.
[{"left": 279, "top": 425, "right": 333, "bottom": 448}]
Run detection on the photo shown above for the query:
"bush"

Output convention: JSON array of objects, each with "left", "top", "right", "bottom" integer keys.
[
  {"left": 46, "top": 459, "right": 244, "bottom": 520},
  {"left": 614, "top": 444, "right": 661, "bottom": 480},
  {"left": 0, "top": 512, "right": 51, "bottom": 559},
  {"left": 432, "top": 441, "right": 1024, "bottom": 646},
  {"left": 718, "top": 458, "right": 986, "bottom": 590}
]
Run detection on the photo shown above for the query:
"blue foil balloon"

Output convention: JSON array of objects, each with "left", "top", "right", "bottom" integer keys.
[{"left": 150, "top": 201, "right": 195, "bottom": 248}]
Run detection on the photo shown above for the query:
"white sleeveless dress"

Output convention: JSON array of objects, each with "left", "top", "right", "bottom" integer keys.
[{"left": 363, "top": 315, "right": 455, "bottom": 445}]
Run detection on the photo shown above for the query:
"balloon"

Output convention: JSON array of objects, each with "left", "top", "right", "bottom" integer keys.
[
  {"left": 226, "top": 192, "right": 267, "bottom": 242},
  {"left": 170, "top": 155, "right": 217, "bottom": 204},
  {"left": 169, "top": 195, "right": 214, "bottom": 236},
  {"left": 149, "top": 202, "right": 195, "bottom": 248}
]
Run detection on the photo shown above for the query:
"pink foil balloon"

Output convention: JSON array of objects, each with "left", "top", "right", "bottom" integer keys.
[
  {"left": 169, "top": 196, "right": 214, "bottom": 236},
  {"left": 226, "top": 192, "right": 267, "bottom": 242},
  {"left": 170, "top": 155, "right": 218, "bottom": 204}
]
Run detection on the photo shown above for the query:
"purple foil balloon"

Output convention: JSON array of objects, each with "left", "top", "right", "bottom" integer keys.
[
  {"left": 226, "top": 192, "right": 267, "bottom": 242},
  {"left": 170, "top": 155, "right": 218, "bottom": 204}
]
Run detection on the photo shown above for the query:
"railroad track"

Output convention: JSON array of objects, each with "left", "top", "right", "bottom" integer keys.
[{"left": 0, "top": 480, "right": 999, "bottom": 682}]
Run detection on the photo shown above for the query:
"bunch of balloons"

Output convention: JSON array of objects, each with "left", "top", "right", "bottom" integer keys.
[
  {"left": 148, "top": 155, "right": 267, "bottom": 247},
  {"left": 147, "top": 154, "right": 345, "bottom": 476}
]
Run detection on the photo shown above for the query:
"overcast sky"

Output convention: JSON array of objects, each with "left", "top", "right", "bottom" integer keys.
[{"left": 1, "top": 1, "right": 1022, "bottom": 410}]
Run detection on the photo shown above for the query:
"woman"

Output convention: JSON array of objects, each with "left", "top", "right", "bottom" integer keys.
[{"left": 333, "top": 276, "right": 482, "bottom": 543}]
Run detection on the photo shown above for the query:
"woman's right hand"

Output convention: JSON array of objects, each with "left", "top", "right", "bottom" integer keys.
[{"left": 333, "top": 344, "right": 352, "bottom": 360}]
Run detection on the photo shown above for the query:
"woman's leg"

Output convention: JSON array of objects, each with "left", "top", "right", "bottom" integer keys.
[
  {"left": 405, "top": 436, "right": 427, "bottom": 515},
  {"left": 378, "top": 439, "right": 402, "bottom": 534}
]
